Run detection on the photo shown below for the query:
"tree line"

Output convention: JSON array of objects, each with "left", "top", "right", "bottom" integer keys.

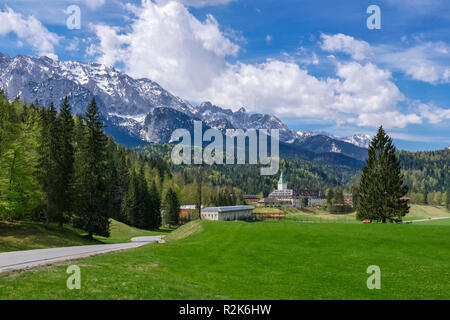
[
  {"left": 0, "top": 93, "right": 179, "bottom": 236},
  {"left": 324, "top": 188, "right": 356, "bottom": 213},
  {"left": 399, "top": 149, "right": 449, "bottom": 194},
  {"left": 408, "top": 191, "right": 449, "bottom": 208},
  {"left": 137, "top": 144, "right": 361, "bottom": 197}
]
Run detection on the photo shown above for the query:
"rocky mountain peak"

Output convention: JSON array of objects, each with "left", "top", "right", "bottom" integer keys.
[{"left": 0, "top": 52, "right": 369, "bottom": 159}]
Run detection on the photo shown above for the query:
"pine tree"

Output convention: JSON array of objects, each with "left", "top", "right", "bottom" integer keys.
[
  {"left": 149, "top": 180, "right": 162, "bottom": 229},
  {"left": 105, "top": 138, "right": 130, "bottom": 222},
  {"left": 357, "top": 126, "right": 409, "bottom": 223},
  {"left": 195, "top": 166, "right": 204, "bottom": 219},
  {"left": 326, "top": 188, "right": 334, "bottom": 212},
  {"left": 137, "top": 165, "right": 151, "bottom": 229},
  {"left": 37, "top": 102, "right": 60, "bottom": 228},
  {"left": 163, "top": 187, "right": 180, "bottom": 226},
  {"left": 55, "top": 97, "right": 75, "bottom": 227},
  {"left": 73, "top": 99, "right": 110, "bottom": 237},
  {"left": 122, "top": 170, "right": 139, "bottom": 227}
]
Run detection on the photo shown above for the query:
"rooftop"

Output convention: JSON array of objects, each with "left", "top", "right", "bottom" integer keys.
[
  {"left": 278, "top": 172, "right": 286, "bottom": 184},
  {"left": 202, "top": 205, "right": 255, "bottom": 213},
  {"left": 269, "top": 189, "right": 295, "bottom": 197},
  {"left": 180, "top": 205, "right": 196, "bottom": 210},
  {"left": 268, "top": 189, "right": 325, "bottom": 198}
]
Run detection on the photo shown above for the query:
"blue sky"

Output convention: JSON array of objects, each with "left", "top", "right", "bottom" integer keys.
[{"left": 0, "top": 0, "right": 449, "bottom": 151}]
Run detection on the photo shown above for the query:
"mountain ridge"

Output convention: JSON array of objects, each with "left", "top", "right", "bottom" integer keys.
[{"left": 0, "top": 52, "right": 369, "bottom": 161}]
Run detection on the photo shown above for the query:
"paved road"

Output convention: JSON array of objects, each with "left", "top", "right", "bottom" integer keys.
[{"left": 0, "top": 236, "right": 164, "bottom": 274}]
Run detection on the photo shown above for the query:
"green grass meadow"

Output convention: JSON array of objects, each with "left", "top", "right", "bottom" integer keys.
[{"left": 1, "top": 216, "right": 449, "bottom": 299}]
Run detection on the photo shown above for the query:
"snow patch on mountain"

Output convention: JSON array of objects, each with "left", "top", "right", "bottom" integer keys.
[
  {"left": 108, "top": 112, "right": 147, "bottom": 125},
  {"left": 340, "top": 134, "right": 372, "bottom": 148},
  {"left": 296, "top": 130, "right": 372, "bottom": 148}
]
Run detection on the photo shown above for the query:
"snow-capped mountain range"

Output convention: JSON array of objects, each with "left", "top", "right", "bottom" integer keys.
[
  {"left": 0, "top": 52, "right": 370, "bottom": 157},
  {"left": 297, "top": 131, "right": 372, "bottom": 149}
]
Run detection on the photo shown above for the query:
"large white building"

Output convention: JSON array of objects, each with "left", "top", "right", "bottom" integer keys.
[
  {"left": 201, "top": 205, "right": 255, "bottom": 221},
  {"left": 267, "top": 172, "right": 325, "bottom": 208},
  {"left": 268, "top": 172, "right": 301, "bottom": 207}
]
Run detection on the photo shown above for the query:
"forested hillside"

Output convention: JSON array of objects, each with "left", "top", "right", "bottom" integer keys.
[
  {"left": 398, "top": 149, "right": 449, "bottom": 206},
  {"left": 399, "top": 150, "right": 449, "bottom": 193},
  {"left": 136, "top": 144, "right": 361, "bottom": 196},
  {"left": 136, "top": 141, "right": 449, "bottom": 199},
  {"left": 0, "top": 93, "right": 167, "bottom": 236},
  {"left": 0, "top": 94, "right": 251, "bottom": 234}
]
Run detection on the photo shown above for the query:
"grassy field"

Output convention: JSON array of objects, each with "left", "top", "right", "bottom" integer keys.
[
  {"left": 253, "top": 207, "right": 285, "bottom": 213},
  {"left": 284, "top": 207, "right": 358, "bottom": 223},
  {"left": 96, "top": 220, "right": 173, "bottom": 244},
  {"left": 282, "top": 204, "right": 448, "bottom": 223},
  {"left": 0, "top": 219, "right": 169, "bottom": 252},
  {"left": 1, "top": 218, "right": 449, "bottom": 299},
  {"left": 405, "top": 205, "right": 449, "bottom": 219},
  {"left": 414, "top": 219, "right": 450, "bottom": 226},
  {"left": 0, "top": 221, "right": 99, "bottom": 252}
]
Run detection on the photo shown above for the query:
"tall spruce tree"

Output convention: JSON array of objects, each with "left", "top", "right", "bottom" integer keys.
[
  {"left": 326, "top": 188, "right": 334, "bottom": 212},
  {"left": 115, "top": 151, "right": 131, "bottom": 222},
  {"left": 149, "top": 180, "right": 162, "bottom": 229},
  {"left": 122, "top": 170, "right": 140, "bottom": 227},
  {"left": 37, "top": 102, "right": 60, "bottom": 228},
  {"left": 163, "top": 187, "right": 180, "bottom": 226},
  {"left": 73, "top": 99, "right": 110, "bottom": 237},
  {"left": 105, "top": 138, "right": 129, "bottom": 222},
  {"left": 137, "top": 166, "right": 151, "bottom": 229},
  {"left": 195, "top": 166, "right": 204, "bottom": 219},
  {"left": 55, "top": 97, "right": 75, "bottom": 227},
  {"left": 357, "top": 126, "right": 409, "bottom": 223}
]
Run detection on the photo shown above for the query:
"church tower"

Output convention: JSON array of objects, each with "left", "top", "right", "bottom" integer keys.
[{"left": 278, "top": 172, "right": 287, "bottom": 190}]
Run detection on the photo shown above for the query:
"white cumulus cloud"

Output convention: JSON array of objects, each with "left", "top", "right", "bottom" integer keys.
[
  {"left": 416, "top": 103, "right": 450, "bottom": 124},
  {"left": 0, "top": 7, "right": 60, "bottom": 59},
  {"left": 90, "top": 1, "right": 441, "bottom": 129},
  {"left": 156, "top": 0, "right": 235, "bottom": 8},
  {"left": 91, "top": 0, "right": 239, "bottom": 96},
  {"left": 321, "top": 33, "right": 450, "bottom": 84},
  {"left": 80, "top": 0, "right": 105, "bottom": 10},
  {"left": 321, "top": 33, "right": 371, "bottom": 60}
]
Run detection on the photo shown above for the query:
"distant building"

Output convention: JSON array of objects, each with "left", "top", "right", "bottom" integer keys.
[
  {"left": 179, "top": 205, "right": 202, "bottom": 222},
  {"left": 298, "top": 190, "right": 326, "bottom": 207},
  {"left": 343, "top": 193, "right": 353, "bottom": 207},
  {"left": 267, "top": 172, "right": 301, "bottom": 207},
  {"left": 243, "top": 195, "right": 259, "bottom": 205},
  {"left": 201, "top": 205, "right": 254, "bottom": 221},
  {"left": 266, "top": 172, "right": 325, "bottom": 208},
  {"left": 258, "top": 198, "right": 276, "bottom": 206},
  {"left": 268, "top": 189, "right": 302, "bottom": 207}
]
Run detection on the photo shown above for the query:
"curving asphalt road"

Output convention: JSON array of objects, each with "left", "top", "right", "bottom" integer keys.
[{"left": 0, "top": 236, "right": 164, "bottom": 274}]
